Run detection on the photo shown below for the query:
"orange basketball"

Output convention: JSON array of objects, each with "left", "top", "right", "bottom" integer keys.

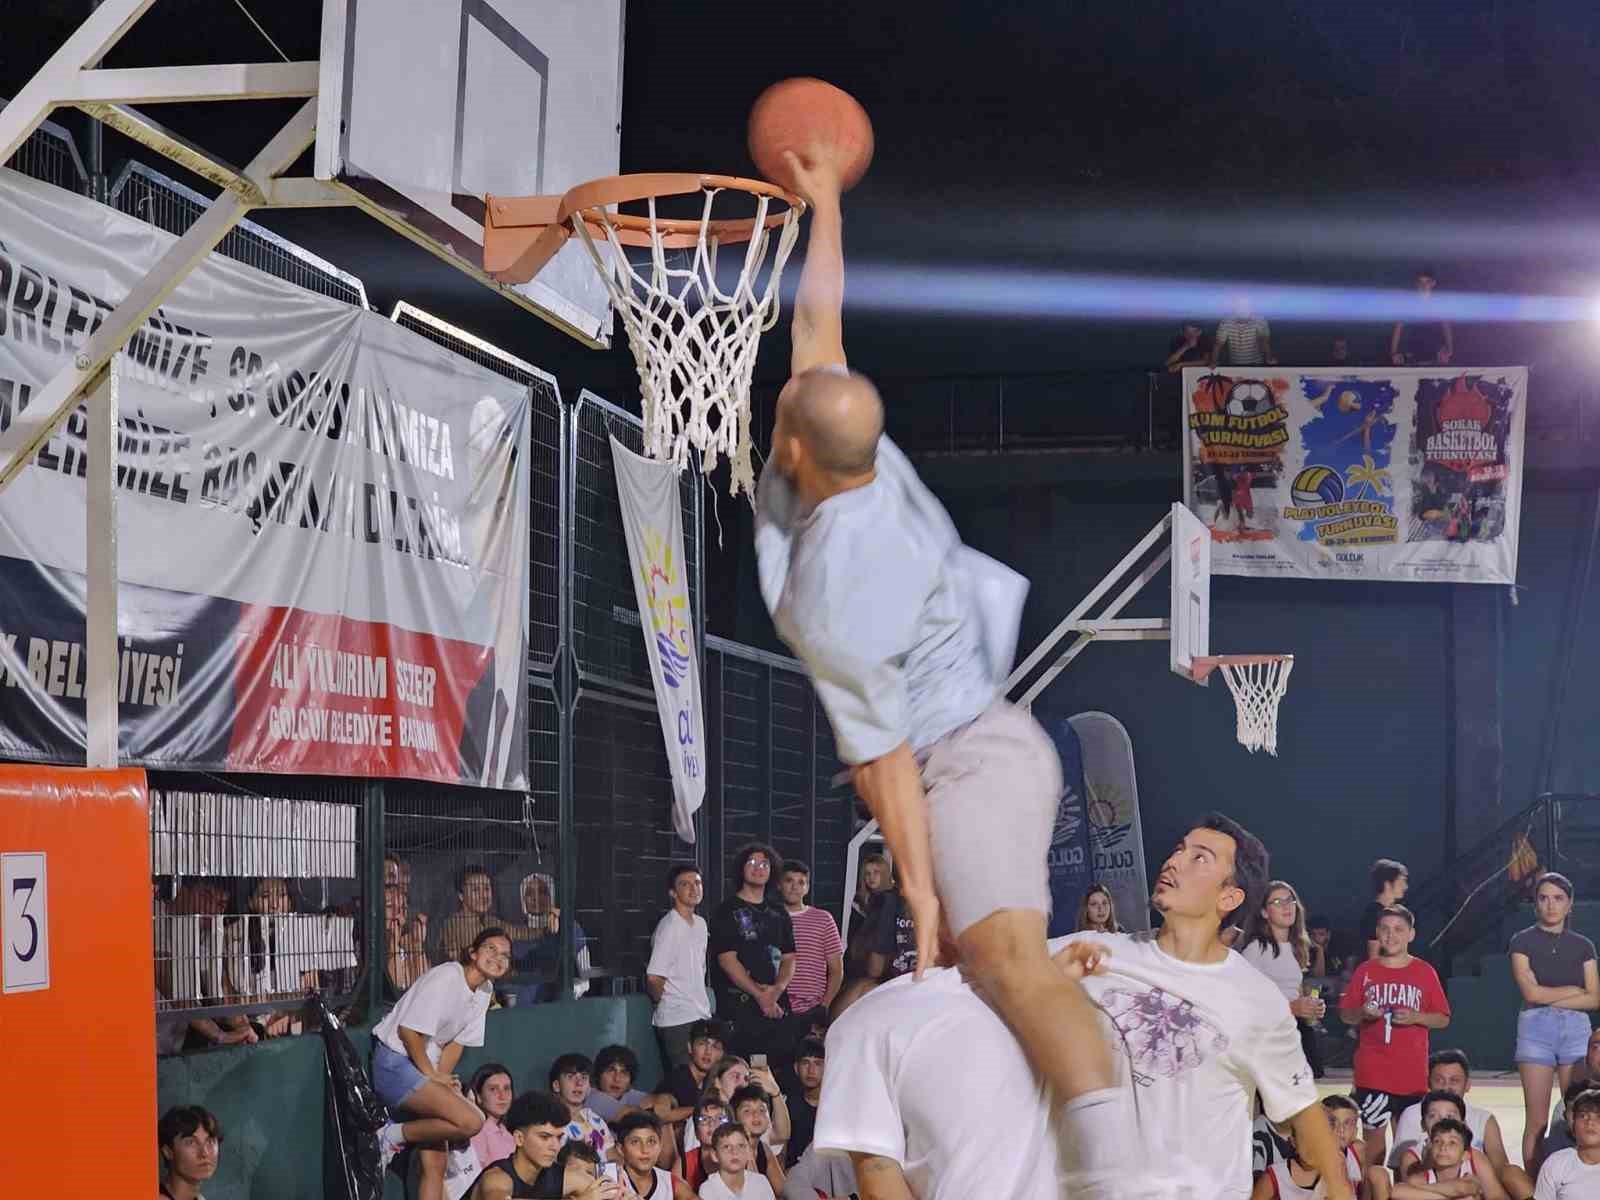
[{"left": 748, "top": 78, "right": 874, "bottom": 195}]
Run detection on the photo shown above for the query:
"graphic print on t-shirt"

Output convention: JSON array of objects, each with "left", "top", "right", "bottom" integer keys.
[
  {"left": 1359, "top": 978, "right": 1424, "bottom": 1012},
  {"left": 1100, "top": 985, "right": 1230, "bottom": 1086}
]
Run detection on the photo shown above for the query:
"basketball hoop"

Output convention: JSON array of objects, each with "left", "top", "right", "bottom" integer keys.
[
  {"left": 1189, "top": 654, "right": 1294, "bottom": 756},
  {"left": 485, "top": 174, "right": 805, "bottom": 498}
]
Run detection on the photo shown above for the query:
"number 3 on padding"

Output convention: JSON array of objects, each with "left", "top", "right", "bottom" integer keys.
[
  {"left": 10, "top": 877, "right": 38, "bottom": 961},
  {"left": 3, "top": 852, "right": 49, "bottom": 993}
]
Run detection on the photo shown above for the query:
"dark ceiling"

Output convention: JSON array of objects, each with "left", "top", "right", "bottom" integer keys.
[{"left": 6, "top": 0, "right": 1600, "bottom": 402}]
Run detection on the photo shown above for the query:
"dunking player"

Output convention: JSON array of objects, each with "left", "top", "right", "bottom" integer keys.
[{"left": 753, "top": 146, "right": 1128, "bottom": 1191}]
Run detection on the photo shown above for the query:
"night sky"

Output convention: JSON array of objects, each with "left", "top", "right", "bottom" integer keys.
[{"left": 6, "top": 0, "right": 1600, "bottom": 400}]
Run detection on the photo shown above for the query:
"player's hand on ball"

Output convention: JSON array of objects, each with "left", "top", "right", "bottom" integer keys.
[
  {"left": 903, "top": 886, "right": 942, "bottom": 981},
  {"left": 779, "top": 147, "right": 843, "bottom": 207},
  {"left": 1052, "top": 941, "right": 1112, "bottom": 981}
]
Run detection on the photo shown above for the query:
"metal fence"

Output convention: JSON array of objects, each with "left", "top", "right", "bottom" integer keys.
[
  {"left": 107, "top": 161, "right": 369, "bottom": 307},
  {"left": 1, "top": 108, "right": 88, "bottom": 193}
]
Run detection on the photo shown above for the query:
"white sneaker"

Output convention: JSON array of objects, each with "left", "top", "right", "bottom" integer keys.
[{"left": 378, "top": 1121, "right": 404, "bottom": 1175}]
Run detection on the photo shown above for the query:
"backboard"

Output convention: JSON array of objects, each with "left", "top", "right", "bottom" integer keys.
[
  {"left": 1169, "top": 501, "right": 1211, "bottom": 681},
  {"left": 316, "top": 0, "right": 624, "bottom": 346}
]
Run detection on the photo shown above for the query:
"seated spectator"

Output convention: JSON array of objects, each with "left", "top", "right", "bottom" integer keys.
[
  {"left": 1536, "top": 1076, "right": 1600, "bottom": 1175},
  {"left": 158, "top": 1104, "right": 223, "bottom": 1200},
  {"left": 467, "top": 1063, "right": 518, "bottom": 1181},
  {"left": 1537, "top": 1087, "right": 1600, "bottom": 1198},
  {"left": 779, "top": 1142, "right": 856, "bottom": 1200},
  {"left": 1074, "top": 883, "right": 1123, "bottom": 934},
  {"left": 386, "top": 879, "right": 431, "bottom": 994},
  {"left": 1391, "top": 1050, "right": 1531, "bottom": 1200},
  {"left": 157, "top": 877, "right": 257, "bottom": 1052},
  {"left": 681, "top": 1096, "right": 729, "bottom": 1192},
  {"left": 588, "top": 1045, "right": 653, "bottom": 1122},
  {"left": 779, "top": 860, "right": 844, "bottom": 1027},
  {"left": 1166, "top": 321, "right": 1213, "bottom": 373},
  {"left": 1394, "top": 1101, "right": 1506, "bottom": 1200},
  {"left": 1249, "top": 1121, "right": 1325, "bottom": 1200},
  {"left": 782, "top": 1038, "right": 825, "bottom": 1169},
  {"left": 731, "top": 1084, "right": 787, "bottom": 1194},
  {"left": 699, "top": 1123, "right": 777, "bottom": 1200},
  {"left": 223, "top": 876, "right": 316, "bottom": 1039},
  {"left": 687, "top": 1058, "right": 791, "bottom": 1154},
  {"left": 647, "top": 864, "right": 713, "bottom": 1071},
  {"left": 471, "top": 1091, "right": 612, "bottom": 1200},
  {"left": 550, "top": 1053, "right": 615, "bottom": 1160},
  {"left": 612, "top": 1111, "right": 697, "bottom": 1200},
  {"left": 513, "top": 871, "right": 594, "bottom": 1003},
  {"left": 1321, "top": 1095, "right": 1379, "bottom": 1200},
  {"left": 652, "top": 1019, "right": 728, "bottom": 1134},
  {"left": 374, "top": 929, "right": 509, "bottom": 1200},
  {"left": 439, "top": 865, "right": 503, "bottom": 963},
  {"left": 1329, "top": 336, "right": 1353, "bottom": 367},
  {"left": 556, "top": 1138, "right": 603, "bottom": 1178}
]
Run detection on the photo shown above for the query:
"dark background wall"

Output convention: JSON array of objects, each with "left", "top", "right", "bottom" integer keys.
[{"left": 710, "top": 454, "right": 1600, "bottom": 928}]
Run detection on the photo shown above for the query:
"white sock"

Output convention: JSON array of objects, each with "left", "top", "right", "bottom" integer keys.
[{"left": 379, "top": 1121, "right": 406, "bottom": 1151}]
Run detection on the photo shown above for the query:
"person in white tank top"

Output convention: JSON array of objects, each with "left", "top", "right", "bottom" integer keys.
[
  {"left": 1406, "top": 1118, "right": 1508, "bottom": 1200},
  {"left": 610, "top": 1112, "right": 696, "bottom": 1200},
  {"left": 1255, "top": 1159, "right": 1327, "bottom": 1200}
]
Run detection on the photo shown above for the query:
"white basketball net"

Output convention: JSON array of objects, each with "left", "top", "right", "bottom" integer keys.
[
  {"left": 569, "top": 188, "right": 804, "bottom": 499},
  {"left": 1216, "top": 656, "right": 1294, "bottom": 756}
]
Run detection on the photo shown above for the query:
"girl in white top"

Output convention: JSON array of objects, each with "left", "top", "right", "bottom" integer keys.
[
  {"left": 372, "top": 927, "right": 512, "bottom": 1200},
  {"left": 1237, "top": 880, "right": 1327, "bottom": 1024}
]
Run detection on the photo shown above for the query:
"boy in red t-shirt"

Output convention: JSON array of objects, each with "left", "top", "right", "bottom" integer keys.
[{"left": 1339, "top": 905, "right": 1451, "bottom": 1173}]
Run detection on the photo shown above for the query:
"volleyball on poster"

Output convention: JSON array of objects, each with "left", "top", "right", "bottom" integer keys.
[
  {"left": 0, "top": 170, "right": 532, "bottom": 789},
  {"left": 1181, "top": 365, "right": 1526, "bottom": 584}
]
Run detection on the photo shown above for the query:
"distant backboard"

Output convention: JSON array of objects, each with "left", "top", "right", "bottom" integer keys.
[
  {"left": 316, "top": 0, "right": 624, "bottom": 345},
  {"left": 1170, "top": 501, "right": 1211, "bottom": 681}
]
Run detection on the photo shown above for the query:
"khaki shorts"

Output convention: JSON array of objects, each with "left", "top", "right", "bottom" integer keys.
[{"left": 922, "top": 701, "right": 1061, "bottom": 937}]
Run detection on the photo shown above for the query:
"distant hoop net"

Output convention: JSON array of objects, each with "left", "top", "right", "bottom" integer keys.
[
  {"left": 484, "top": 174, "right": 804, "bottom": 499},
  {"left": 1190, "top": 654, "right": 1294, "bottom": 755}
]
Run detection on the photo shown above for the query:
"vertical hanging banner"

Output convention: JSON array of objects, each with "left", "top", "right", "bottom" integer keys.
[
  {"left": 1069, "top": 711, "right": 1150, "bottom": 933},
  {"left": 0, "top": 170, "right": 530, "bottom": 788},
  {"left": 610, "top": 437, "right": 705, "bottom": 842},
  {"left": 1041, "top": 715, "right": 1093, "bottom": 937},
  {"left": 1182, "top": 366, "right": 1525, "bottom": 583}
]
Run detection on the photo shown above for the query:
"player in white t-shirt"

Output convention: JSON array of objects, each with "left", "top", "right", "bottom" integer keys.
[
  {"left": 816, "top": 814, "right": 1351, "bottom": 1200},
  {"left": 646, "top": 865, "right": 712, "bottom": 1071}
]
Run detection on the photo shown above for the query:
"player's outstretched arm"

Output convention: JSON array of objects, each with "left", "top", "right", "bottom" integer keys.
[
  {"left": 851, "top": 743, "right": 939, "bottom": 980},
  {"left": 783, "top": 149, "right": 847, "bottom": 376},
  {"left": 848, "top": 1153, "right": 914, "bottom": 1200}
]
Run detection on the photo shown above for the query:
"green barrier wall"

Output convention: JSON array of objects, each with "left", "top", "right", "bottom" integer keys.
[{"left": 156, "top": 996, "right": 664, "bottom": 1200}]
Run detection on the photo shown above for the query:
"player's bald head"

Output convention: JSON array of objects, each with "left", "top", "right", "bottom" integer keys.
[{"left": 781, "top": 367, "right": 883, "bottom": 476}]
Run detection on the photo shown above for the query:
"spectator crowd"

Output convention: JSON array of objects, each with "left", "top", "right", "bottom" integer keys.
[{"left": 155, "top": 834, "right": 1600, "bottom": 1200}]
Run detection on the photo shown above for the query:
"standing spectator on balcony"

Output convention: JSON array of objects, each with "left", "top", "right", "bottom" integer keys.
[
  {"left": 1239, "top": 880, "right": 1328, "bottom": 1079},
  {"left": 1339, "top": 906, "right": 1451, "bottom": 1173},
  {"left": 1329, "top": 335, "right": 1354, "bottom": 368},
  {"left": 1167, "top": 321, "right": 1214, "bottom": 373},
  {"left": 710, "top": 843, "right": 799, "bottom": 1062},
  {"left": 387, "top": 879, "right": 432, "bottom": 995},
  {"left": 158, "top": 1105, "right": 223, "bottom": 1200},
  {"left": 1211, "top": 299, "right": 1277, "bottom": 367},
  {"left": 1510, "top": 873, "right": 1600, "bottom": 1168},
  {"left": 1362, "top": 860, "right": 1410, "bottom": 961},
  {"left": 778, "top": 860, "right": 843, "bottom": 1028},
  {"left": 648, "top": 864, "right": 713, "bottom": 1070},
  {"left": 374, "top": 928, "right": 511, "bottom": 1200},
  {"left": 1390, "top": 267, "right": 1454, "bottom": 367}
]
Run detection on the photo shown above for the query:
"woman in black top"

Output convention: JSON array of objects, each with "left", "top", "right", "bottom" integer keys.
[{"left": 1508, "top": 872, "right": 1600, "bottom": 1166}]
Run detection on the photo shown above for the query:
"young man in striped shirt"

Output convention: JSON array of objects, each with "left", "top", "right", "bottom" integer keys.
[{"left": 779, "top": 859, "right": 844, "bottom": 1027}]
